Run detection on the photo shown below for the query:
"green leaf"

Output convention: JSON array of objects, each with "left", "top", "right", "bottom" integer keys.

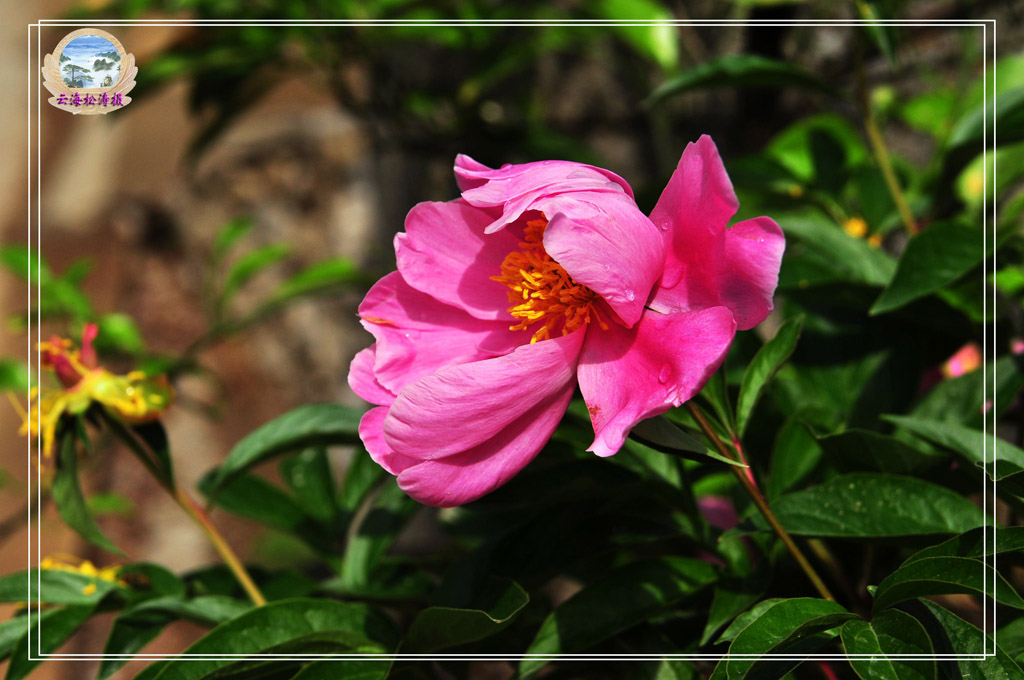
[
  {"left": 591, "top": 0, "right": 678, "bottom": 70},
  {"left": 0, "top": 568, "right": 124, "bottom": 606},
  {"left": 781, "top": 214, "right": 896, "bottom": 288},
  {"left": 630, "top": 415, "right": 746, "bottom": 468},
  {"left": 4, "top": 605, "right": 96, "bottom": 680},
  {"left": 0, "top": 359, "right": 31, "bottom": 392},
  {"left": 290, "top": 659, "right": 392, "bottom": 680},
  {"left": 199, "top": 471, "right": 332, "bottom": 554},
  {"left": 884, "top": 414, "right": 1024, "bottom": 481},
  {"left": 903, "top": 526, "right": 1024, "bottom": 564},
  {"left": 912, "top": 600, "right": 1024, "bottom": 677},
  {"left": 187, "top": 631, "right": 382, "bottom": 680},
  {"left": 872, "top": 556, "right": 1024, "bottom": 613},
  {"left": 51, "top": 431, "right": 122, "bottom": 555},
  {"left": 715, "top": 598, "right": 787, "bottom": 644},
  {"left": 521, "top": 557, "right": 717, "bottom": 677},
  {"left": 211, "top": 217, "right": 253, "bottom": 262},
  {"left": 337, "top": 482, "right": 418, "bottom": 592},
  {"left": 765, "top": 473, "right": 985, "bottom": 538},
  {"left": 208, "top": 404, "right": 362, "bottom": 496},
  {"left": 724, "top": 598, "right": 855, "bottom": 679},
  {"left": 736, "top": 316, "right": 803, "bottom": 436},
  {"left": 817, "top": 429, "right": 943, "bottom": 475},
  {"left": 218, "top": 242, "right": 292, "bottom": 310},
  {"left": 338, "top": 449, "right": 386, "bottom": 524},
  {"left": 0, "top": 245, "right": 50, "bottom": 282},
  {"left": 700, "top": 579, "right": 767, "bottom": 646},
  {"left": 871, "top": 221, "right": 986, "bottom": 315},
  {"left": 280, "top": 448, "right": 337, "bottom": 524},
  {"left": 147, "top": 598, "right": 398, "bottom": 680},
  {"left": 269, "top": 258, "right": 360, "bottom": 303},
  {"left": 647, "top": 55, "right": 835, "bottom": 107},
  {"left": 840, "top": 610, "right": 935, "bottom": 680},
  {"left": 856, "top": 1, "right": 900, "bottom": 66},
  {"left": 87, "top": 491, "right": 136, "bottom": 518},
  {"left": 767, "top": 418, "right": 822, "bottom": 500},
  {"left": 405, "top": 578, "right": 529, "bottom": 652},
  {"left": 96, "top": 313, "right": 146, "bottom": 355},
  {"left": 944, "top": 86, "right": 1024, "bottom": 179}
]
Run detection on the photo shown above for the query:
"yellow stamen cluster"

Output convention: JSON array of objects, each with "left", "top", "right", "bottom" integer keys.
[
  {"left": 491, "top": 217, "right": 609, "bottom": 344},
  {"left": 40, "top": 555, "right": 127, "bottom": 594}
]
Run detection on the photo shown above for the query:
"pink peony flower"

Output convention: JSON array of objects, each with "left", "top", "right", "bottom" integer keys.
[{"left": 348, "top": 136, "right": 784, "bottom": 507}]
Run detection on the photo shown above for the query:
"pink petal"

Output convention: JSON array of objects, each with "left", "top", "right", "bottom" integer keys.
[
  {"left": 359, "top": 406, "right": 418, "bottom": 475},
  {"left": 650, "top": 135, "right": 738, "bottom": 291},
  {"left": 650, "top": 216, "right": 784, "bottom": 330},
  {"left": 348, "top": 346, "right": 396, "bottom": 406},
  {"left": 649, "top": 136, "right": 783, "bottom": 330},
  {"left": 382, "top": 330, "right": 584, "bottom": 460},
  {"left": 539, "top": 192, "right": 665, "bottom": 328},
  {"left": 395, "top": 384, "right": 575, "bottom": 507},
  {"left": 359, "top": 272, "right": 521, "bottom": 394},
  {"left": 578, "top": 306, "right": 736, "bottom": 457},
  {"left": 395, "top": 200, "right": 519, "bottom": 320},
  {"left": 454, "top": 155, "right": 634, "bottom": 233}
]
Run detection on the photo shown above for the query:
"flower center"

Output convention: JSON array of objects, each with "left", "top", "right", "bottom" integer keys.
[{"left": 491, "top": 216, "right": 608, "bottom": 344}]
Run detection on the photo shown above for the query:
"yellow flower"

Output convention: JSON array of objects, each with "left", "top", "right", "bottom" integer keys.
[
  {"left": 40, "top": 555, "right": 128, "bottom": 593},
  {"left": 842, "top": 217, "right": 868, "bottom": 239},
  {"left": 8, "top": 323, "right": 173, "bottom": 462}
]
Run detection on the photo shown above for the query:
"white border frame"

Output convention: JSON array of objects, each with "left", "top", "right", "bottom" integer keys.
[{"left": 24, "top": 16, "right": 998, "bottom": 667}]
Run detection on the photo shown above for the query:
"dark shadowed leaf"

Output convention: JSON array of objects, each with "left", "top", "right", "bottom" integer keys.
[
  {"left": 870, "top": 221, "right": 986, "bottom": 315},
  {"left": 145, "top": 598, "right": 398, "bottom": 680},
  {"left": 647, "top": 55, "right": 836, "bottom": 107},
  {"left": 765, "top": 474, "right": 984, "bottom": 538},
  {"left": 630, "top": 416, "right": 745, "bottom": 467},
  {"left": 52, "top": 431, "right": 122, "bottom": 555},
  {"left": 724, "top": 598, "right": 855, "bottom": 679},
  {"left": 872, "top": 556, "right": 1024, "bottom": 613},
  {"left": 736, "top": 316, "right": 803, "bottom": 436},
  {"left": 840, "top": 610, "right": 935, "bottom": 680},
  {"left": 911, "top": 600, "right": 1024, "bottom": 678},
  {"left": 281, "top": 448, "right": 338, "bottom": 523},
  {"left": 405, "top": 578, "right": 528, "bottom": 652},
  {"left": 4, "top": 605, "right": 95, "bottom": 680},
  {"left": 208, "top": 404, "right": 362, "bottom": 496},
  {"left": 521, "top": 558, "right": 717, "bottom": 676},
  {"left": 884, "top": 414, "right": 1024, "bottom": 481},
  {"left": 902, "top": 526, "right": 1024, "bottom": 564},
  {"left": 817, "top": 429, "right": 943, "bottom": 475}
]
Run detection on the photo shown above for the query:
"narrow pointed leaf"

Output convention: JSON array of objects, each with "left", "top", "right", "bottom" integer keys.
[
  {"left": 736, "top": 316, "right": 804, "bottom": 436},
  {"left": 52, "top": 431, "right": 122, "bottom": 555},
  {"left": 884, "top": 414, "right": 1024, "bottom": 481}
]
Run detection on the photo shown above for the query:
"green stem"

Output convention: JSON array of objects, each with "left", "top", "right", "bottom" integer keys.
[
  {"left": 856, "top": 41, "right": 918, "bottom": 236},
  {"left": 102, "top": 413, "right": 266, "bottom": 606},
  {"left": 685, "top": 402, "right": 836, "bottom": 602}
]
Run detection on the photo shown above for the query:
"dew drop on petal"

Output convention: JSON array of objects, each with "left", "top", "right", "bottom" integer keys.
[
  {"left": 658, "top": 364, "right": 671, "bottom": 384},
  {"left": 625, "top": 289, "right": 635, "bottom": 302}
]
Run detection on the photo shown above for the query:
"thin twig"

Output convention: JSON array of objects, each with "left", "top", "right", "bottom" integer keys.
[{"left": 685, "top": 402, "right": 836, "bottom": 602}]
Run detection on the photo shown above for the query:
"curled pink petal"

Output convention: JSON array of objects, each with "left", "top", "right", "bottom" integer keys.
[
  {"left": 540, "top": 192, "right": 665, "bottom": 328},
  {"left": 359, "top": 406, "right": 418, "bottom": 475},
  {"left": 383, "top": 330, "right": 584, "bottom": 460},
  {"left": 454, "top": 155, "right": 634, "bottom": 233},
  {"left": 359, "top": 272, "right": 520, "bottom": 394},
  {"left": 650, "top": 216, "right": 784, "bottom": 330},
  {"left": 347, "top": 346, "right": 396, "bottom": 407},
  {"left": 396, "top": 383, "right": 575, "bottom": 507},
  {"left": 578, "top": 306, "right": 736, "bottom": 457},
  {"left": 650, "top": 136, "right": 784, "bottom": 330},
  {"left": 395, "top": 200, "right": 519, "bottom": 320}
]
